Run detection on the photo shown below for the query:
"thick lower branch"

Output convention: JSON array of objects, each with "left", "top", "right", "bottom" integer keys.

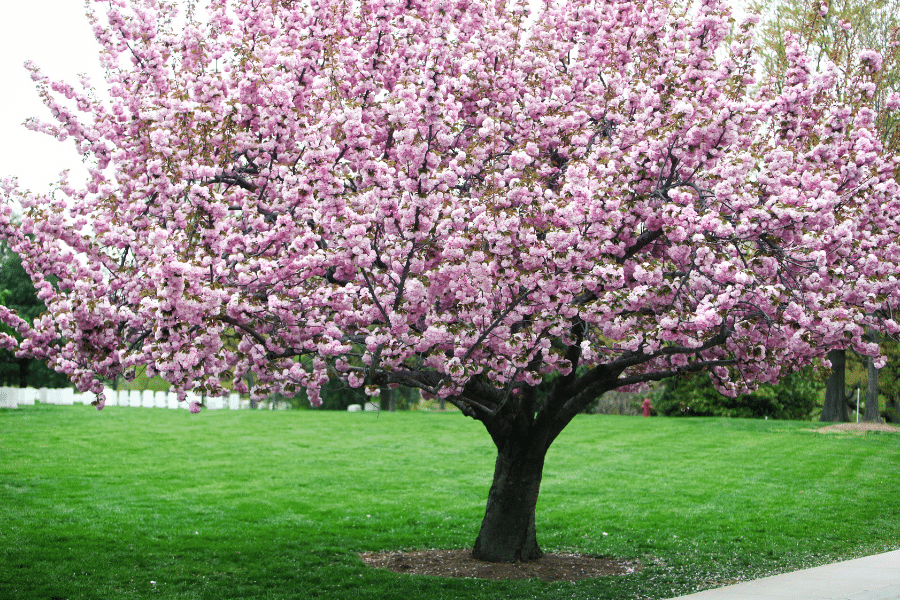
[{"left": 612, "top": 359, "right": 739, "bottom": 388}]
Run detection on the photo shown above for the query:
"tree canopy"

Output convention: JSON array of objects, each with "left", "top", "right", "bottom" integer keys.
[
  {"left": 0, "top": 243, "right": 71, "bottom": 388},
  {"left": 1, "top": 0, "right": 899, "bottom": 561}
]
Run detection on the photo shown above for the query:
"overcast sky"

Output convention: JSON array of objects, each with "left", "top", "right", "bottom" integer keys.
[{"left": 0, "top": 0, "right": 104, "bottom": 193}]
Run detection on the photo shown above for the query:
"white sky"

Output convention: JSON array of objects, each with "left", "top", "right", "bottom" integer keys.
[{"left": 0, "top": 0, "right": 104, "bottom": 193}]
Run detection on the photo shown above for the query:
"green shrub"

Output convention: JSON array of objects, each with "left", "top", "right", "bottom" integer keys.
[
  {"left": 656, "top": 369, "right": 821, "bottom": 419},
  {"left": 285, "top": 378, "right": 423, "bottom": 410}
]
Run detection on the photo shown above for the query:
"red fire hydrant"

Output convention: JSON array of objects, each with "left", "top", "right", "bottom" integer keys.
[{"left": 642, "top": 398, "right": 652, "bottom": 417}]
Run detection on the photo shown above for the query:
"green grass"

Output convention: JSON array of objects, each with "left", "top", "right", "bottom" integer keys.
[{"left": 1, "top": 406, "right": 898, "bottom": 600}]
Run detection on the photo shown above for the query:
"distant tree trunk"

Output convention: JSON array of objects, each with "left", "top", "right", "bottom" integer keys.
[
  {"left": 885, "top": 394, "right": 899, "bottom": 423},
  {"left": 380, "top": 387, "right": 395, "bottom": 412},
  {"left": 244, "top": 373, "right": 258, "bottom": 408},
  {"left": 864, "top": 329, "right": 882, "bottom": 423},
  {"left": 17, "top": 357, "right": 28, "bottom": 388},
  {"left": 863, "top": 355, "right": 882, "bottom": 422},
  {"left": 472, "top": 435, "right": 546, "bottom": 562},
  {"left": 822, "top": 349, "right": 851, "bottom": 422}
]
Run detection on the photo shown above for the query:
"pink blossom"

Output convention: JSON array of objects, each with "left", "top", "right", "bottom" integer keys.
[
  {"left": 859, "top": 50, "right": 883, "bottom": 73},
  {"left": 0, "top": 0, "right": 894, "bottom": 420}
]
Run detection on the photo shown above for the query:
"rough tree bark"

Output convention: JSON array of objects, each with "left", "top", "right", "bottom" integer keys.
[
  {"left": 472, "top": 435, "right": 546, "bottom": 562},
  {"left": 456, "top": 355, "right": 631, "bottom": 562},
  {"left": 821, "top": 349, "right": 852, "bottom": 422}
]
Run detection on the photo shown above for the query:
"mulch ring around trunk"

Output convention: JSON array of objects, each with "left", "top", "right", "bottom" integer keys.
[{"left": 358, "top": 548, "right": 641, "bottom": 582}]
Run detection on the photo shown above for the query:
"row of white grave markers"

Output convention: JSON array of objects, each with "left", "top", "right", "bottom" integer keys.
[
  {"left": 0, "top": 386, "right": 258, "bottom": 410},
  {"left": 347, "top": 403, "right": 380, "bottom": 412}
]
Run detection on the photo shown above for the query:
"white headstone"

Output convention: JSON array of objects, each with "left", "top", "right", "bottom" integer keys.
[
  {"left": 154, "top": 391, "right": 167, "bottom": 408},
  {"left": 59, "top": 388, "right": 75, "bottom": 406},
  {"left": 140, "top": 390, "right": 154, "bottom": 408},
  {"left": 15, "top": 388, "right": 26, "bottom": 406},
  {"left": 0, "top": 388, "right": 17, "bottom": 409},
  {"left": 228, "top": 394, "right": 240, "bottom": 410},
  {"left": 167, "top": 393, "right": 179, "bottom": 410},
  {"left": 18, "top": 388, "right": 36, "bottom": 406},
  {"left": 364, "top": 402, "right": 378, "bottom": 411},
  {"left": 348, "top": 404, "right": 362, "bottom": 412},
  {"left": 207, "top": 396, "right": 223, "bottom": 410},
  {"left": 184, "top": 391, "right": 201, "bottom": 410}
]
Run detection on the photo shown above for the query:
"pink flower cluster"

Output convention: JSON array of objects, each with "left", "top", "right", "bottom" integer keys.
[{"left": 1, "top": 0, "right": 898, "bottom": 409}]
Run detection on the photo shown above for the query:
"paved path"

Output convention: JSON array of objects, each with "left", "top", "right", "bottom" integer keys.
[{"left": 666, "top": 549, "right": 900, "bottom": 600}]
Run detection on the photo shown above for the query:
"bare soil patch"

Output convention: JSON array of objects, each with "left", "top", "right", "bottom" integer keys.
[
  {"left": 358, "top": 548, "right": 640, "bottom": 582},
  {"left": 819, "top": 422, "right": 900, "bottom": 434}
]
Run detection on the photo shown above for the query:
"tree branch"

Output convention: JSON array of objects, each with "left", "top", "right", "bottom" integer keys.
[{"left": 462, "top": 286, "right": 535, "bottom": 363}]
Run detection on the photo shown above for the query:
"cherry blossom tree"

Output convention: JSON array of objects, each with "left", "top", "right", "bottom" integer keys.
[{"left": 2, "top": 0, "right": 900, "bottom": 562}]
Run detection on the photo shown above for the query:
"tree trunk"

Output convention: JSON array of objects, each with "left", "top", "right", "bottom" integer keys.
[
  {"left": 17, "top": 357, "right": 29, "bottom": 388},
  {"left": 885, "top": 394, "right": 899, "bottom": 423},
  {"left": 379, "top": 387, "right": 394, "bottom": 412},
  {"left": 472, "top": 437, "right": 546, "bottom": 562},
  {"left": 821, "top": 349, "right": 851, "bottom": 422},
  {"left": 862, "top": 328, "right": 882, "bottom": 423},
  {"left": 864, "top": 354, "right": 882, "bottom": 422}
]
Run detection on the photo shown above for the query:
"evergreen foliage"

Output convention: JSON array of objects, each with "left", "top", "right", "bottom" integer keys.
[
  {"left": 656, "top": 369, "right": 822, "bottom": 420},
  {"left": 0, "top": 245, "right": 69, "bottom": 388}
]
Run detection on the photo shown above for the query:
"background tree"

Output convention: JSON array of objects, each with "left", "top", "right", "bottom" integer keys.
[
  {"left": 2, "top": 0, "right": 900, "bottom": 562},
  {"left": 863, "top": 327, "right": 881, "bottom": 421},
  {"left": 878, "top": 341, "right": 900, "bottom": 422},
  {"left": 846, "top": 337, "right": 900, "bottom": 421},
  {"left": 0, "top": 242, "right": 70, "bottom": 388},
  {"left": 284, "top": 375, "right": 422, "bottom": 411},
  {"left": 755, "top": 0, "right": 900, "bottom": 124},
  {"left": 656, "top": 368, "right": 821, "bottom": 420},
  {"left": 823, "top": 348, "right": 855, "bottom": 421},
  {"left": 755, "top": 0, "right": 900, "bottom": 422}
]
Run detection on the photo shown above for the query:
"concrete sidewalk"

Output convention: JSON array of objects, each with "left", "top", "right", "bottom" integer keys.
[{"left": 666, "top": 549, "right": 900, "bottom": 600}]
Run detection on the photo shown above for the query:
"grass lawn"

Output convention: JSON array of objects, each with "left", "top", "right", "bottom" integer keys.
[{"left": 1, "top": 405, "right": 898, "bottom": 600}]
